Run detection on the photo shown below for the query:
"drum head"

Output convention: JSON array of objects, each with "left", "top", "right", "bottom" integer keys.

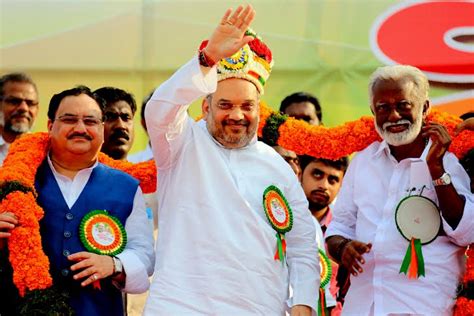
[{"left": 395, "top": 196, "right": 441, "bottom": 245}]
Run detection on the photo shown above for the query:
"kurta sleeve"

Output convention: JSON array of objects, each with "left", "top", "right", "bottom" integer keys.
[
  {"left": 145, "top": 56, "right": 217, "bottom": 170},
  {"left": 285, "top": 178, "right": 320, "bottom": 312},
  {"left": 116, "top": 187, "right": 155, "bottom": 294},
  {"left": 439, "top": 153, "right": 474, "bottom": 247}
]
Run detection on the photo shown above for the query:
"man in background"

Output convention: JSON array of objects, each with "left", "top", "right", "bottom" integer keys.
[
  {"left": 300, "top": 155, "right": 348, "bottom": 314},
  {"left": 280, "top": 91, "right": 322, "bottom": 126},
  {"left": 0, "top": 72, "right": 39, "bottom": 164},
  {"left": 94, "top": 87, "right": 136, "bottom": 160}
]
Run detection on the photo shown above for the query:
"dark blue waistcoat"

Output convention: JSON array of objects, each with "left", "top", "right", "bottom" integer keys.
[{"left": 35, "top": 160, "right": 139, "bottom": 316}]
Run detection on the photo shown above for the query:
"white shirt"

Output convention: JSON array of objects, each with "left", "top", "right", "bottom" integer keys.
[
  {"left": 46, "top": 155, "right": 155, "bottom": 294},
  {"left": 143, "top": 57, "right": 319, "bottom": 315},
  {"left": 0, "top": 135, "right": 10, "bottom": 165},
  {"left": 326, "top": 140, "right": 474, "bottom": 316},
  {"left": 128, "top": 143, "right": 153, "bottom": 163}
]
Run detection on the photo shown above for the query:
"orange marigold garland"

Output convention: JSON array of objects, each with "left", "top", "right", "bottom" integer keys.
[
  {"left": 1, "top": 191, "right": 51, "bottom": 296},
  {"left": 258, "top": 102, "right": 473, "bottom": 160},
  {"left": 454, "top": 247, "right": 474, "bottom": 316}
]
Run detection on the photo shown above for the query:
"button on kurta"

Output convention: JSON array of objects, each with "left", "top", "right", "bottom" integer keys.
[
  {"left": 64, "top": 231, "right": 72, "bottom": 238},
  {"left": 63, "top": 250, "right": 70, "bottom": 257},
  {"left": 66, "top": 213, "right": 74, "bottom": 220},
  {"left": 61, "top": 269, "right": 69, "bottom": 276}
]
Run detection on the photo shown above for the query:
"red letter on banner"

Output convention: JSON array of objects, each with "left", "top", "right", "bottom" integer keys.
[{"left": 370, "top": 1, "right": 474, "bottom": 83}]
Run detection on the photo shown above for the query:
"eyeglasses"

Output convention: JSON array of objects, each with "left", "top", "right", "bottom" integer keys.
[
  {"left": 1, "top": 96, "right": 39, "bottom": 107},
  {"left": 55, "top": 115, "right": 103, "bottom": 127},
  {"left": 374, "top": 101, "right": 414, "bottom": 115}
]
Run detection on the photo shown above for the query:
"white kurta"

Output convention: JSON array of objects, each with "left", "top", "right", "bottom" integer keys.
[
  {"left": 326, "top": 140, "right": 474, "bottom": 316},
  {"left": 143, "top": 57, "right": 319, "bottom": 315}
]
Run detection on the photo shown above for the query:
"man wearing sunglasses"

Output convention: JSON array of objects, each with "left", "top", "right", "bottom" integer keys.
[{"left": 0, "top": 72, "right": 39, "bottom": 165}]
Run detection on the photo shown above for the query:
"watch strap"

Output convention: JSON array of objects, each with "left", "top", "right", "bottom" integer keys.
[
  {"left": 432, "top": 172, "right": 450, "bottom": 186},
  {"left": 198, "top": 49, "right": 216, "bottom": 68}
]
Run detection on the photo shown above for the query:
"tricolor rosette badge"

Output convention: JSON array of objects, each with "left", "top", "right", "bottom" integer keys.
[
  {"left": 263, "top": 185, "right": 293, "bottom": 264},
  {"left": 79, "top": 210, "right": 127, "bottom": 256},
  {"left": 319, "top": 249, "right": 332, "bottom": 288},
  {"left": 318, "top": 249, "right": 332, "bottom": 316},
  {"left": 395, "top": 195, "right": 441, "bottom": 279}
]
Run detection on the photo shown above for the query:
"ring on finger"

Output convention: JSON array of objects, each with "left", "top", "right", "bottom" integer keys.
[{"left": 93, "top": 274, "right": 98, "bottom": 281}]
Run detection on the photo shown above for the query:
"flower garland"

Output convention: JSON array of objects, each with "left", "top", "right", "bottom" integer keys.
[
  {"left": 1, "top": 104, "right": 472, "bottom": 312},
  {"left": 258, "top": 102, "right": 473, "bottom": 160},
  {"left": 454, "top": 247, "right": 474, "bottom": 316}
]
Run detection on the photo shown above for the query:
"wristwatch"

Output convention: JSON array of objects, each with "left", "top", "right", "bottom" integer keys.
[
  {"left": 432, "top": 172, "right": 451, "bottom": 186},
  {"left": 112, "top": 256, "right": 123, "bottom": 276}
]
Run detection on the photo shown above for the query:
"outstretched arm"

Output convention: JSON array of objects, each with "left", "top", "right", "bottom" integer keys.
[{"left": 145, "top": 5, "right": 256, "bottom": 169}]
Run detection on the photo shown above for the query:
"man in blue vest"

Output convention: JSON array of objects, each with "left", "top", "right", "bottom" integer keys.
[{"left": 30, "top": 86, "right": 153, "bottom": 315}]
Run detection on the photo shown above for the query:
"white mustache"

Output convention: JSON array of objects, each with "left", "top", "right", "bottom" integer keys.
[{"left": 383, "top": 119, "right": 411, "bottom": 131}]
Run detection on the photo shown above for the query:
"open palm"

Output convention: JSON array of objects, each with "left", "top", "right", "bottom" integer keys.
[{"left": 204, "top": 5, "right": 256, "bottom": 62}]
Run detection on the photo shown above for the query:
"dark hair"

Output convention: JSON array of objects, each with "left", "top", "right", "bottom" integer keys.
[
  {"left": 460, "top": 112, "right": 474, "bottom": 121},
  {"left": 299, "top": 155, "right": 349, "bottom": 174},
  {"left": 94, "top": 87, "right": 137, "bottom": 115},
  {"left": 279, "top": 92, "right": 322, "bottom": 122},
  {"left": 460, "top": 148, "right": 473, "bottom": 178},
  {"left": 0, "top": 72, "right": 38, "bottom": 97},
  {"left": 140, "top": 91, "right": 153, "bottom": 120},
  {"left": 48, "top": 85, "right": 106, "bottom": 120}
]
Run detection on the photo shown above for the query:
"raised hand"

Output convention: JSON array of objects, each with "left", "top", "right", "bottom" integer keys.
[
  {"left": 204, "top": 4, "right": 256, "bottom": 63},
  {"left": 422, "top": 122, "right": 451, "bottom": 172}
]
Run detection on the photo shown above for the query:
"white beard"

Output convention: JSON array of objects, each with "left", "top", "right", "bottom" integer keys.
[{"left": 375, "top": 114, "right": 423, "bottom": 146}]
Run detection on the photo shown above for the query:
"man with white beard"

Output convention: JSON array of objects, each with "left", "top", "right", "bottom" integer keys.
[
  {"left": 0, "top": 72, "right": 39, "bottom": 164},
  {"left": 325, "top": 65, "right": 473, "bottom": 315}
]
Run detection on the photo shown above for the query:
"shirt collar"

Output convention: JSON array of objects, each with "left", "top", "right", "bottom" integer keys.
[
  {"left": 47, "top": 153, "right": 98, "bottom": 179},
  {"left": 373, "top": 138, "right": 433, "bottom": 162}
]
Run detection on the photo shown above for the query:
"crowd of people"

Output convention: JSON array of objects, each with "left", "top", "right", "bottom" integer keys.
[{"left": 1, "top": 4, "right": 473, "bottom": 316}]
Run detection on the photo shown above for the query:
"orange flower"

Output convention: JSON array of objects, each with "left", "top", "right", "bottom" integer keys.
[
  {"left": 1, "top": 191, "right": 52, "bottom": 296},
  {"left": 454, "top": 297, "right": 474, "bottom": 316},
  {"left": 258, "top": 103, "right": 473, "bottom": 160}
]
